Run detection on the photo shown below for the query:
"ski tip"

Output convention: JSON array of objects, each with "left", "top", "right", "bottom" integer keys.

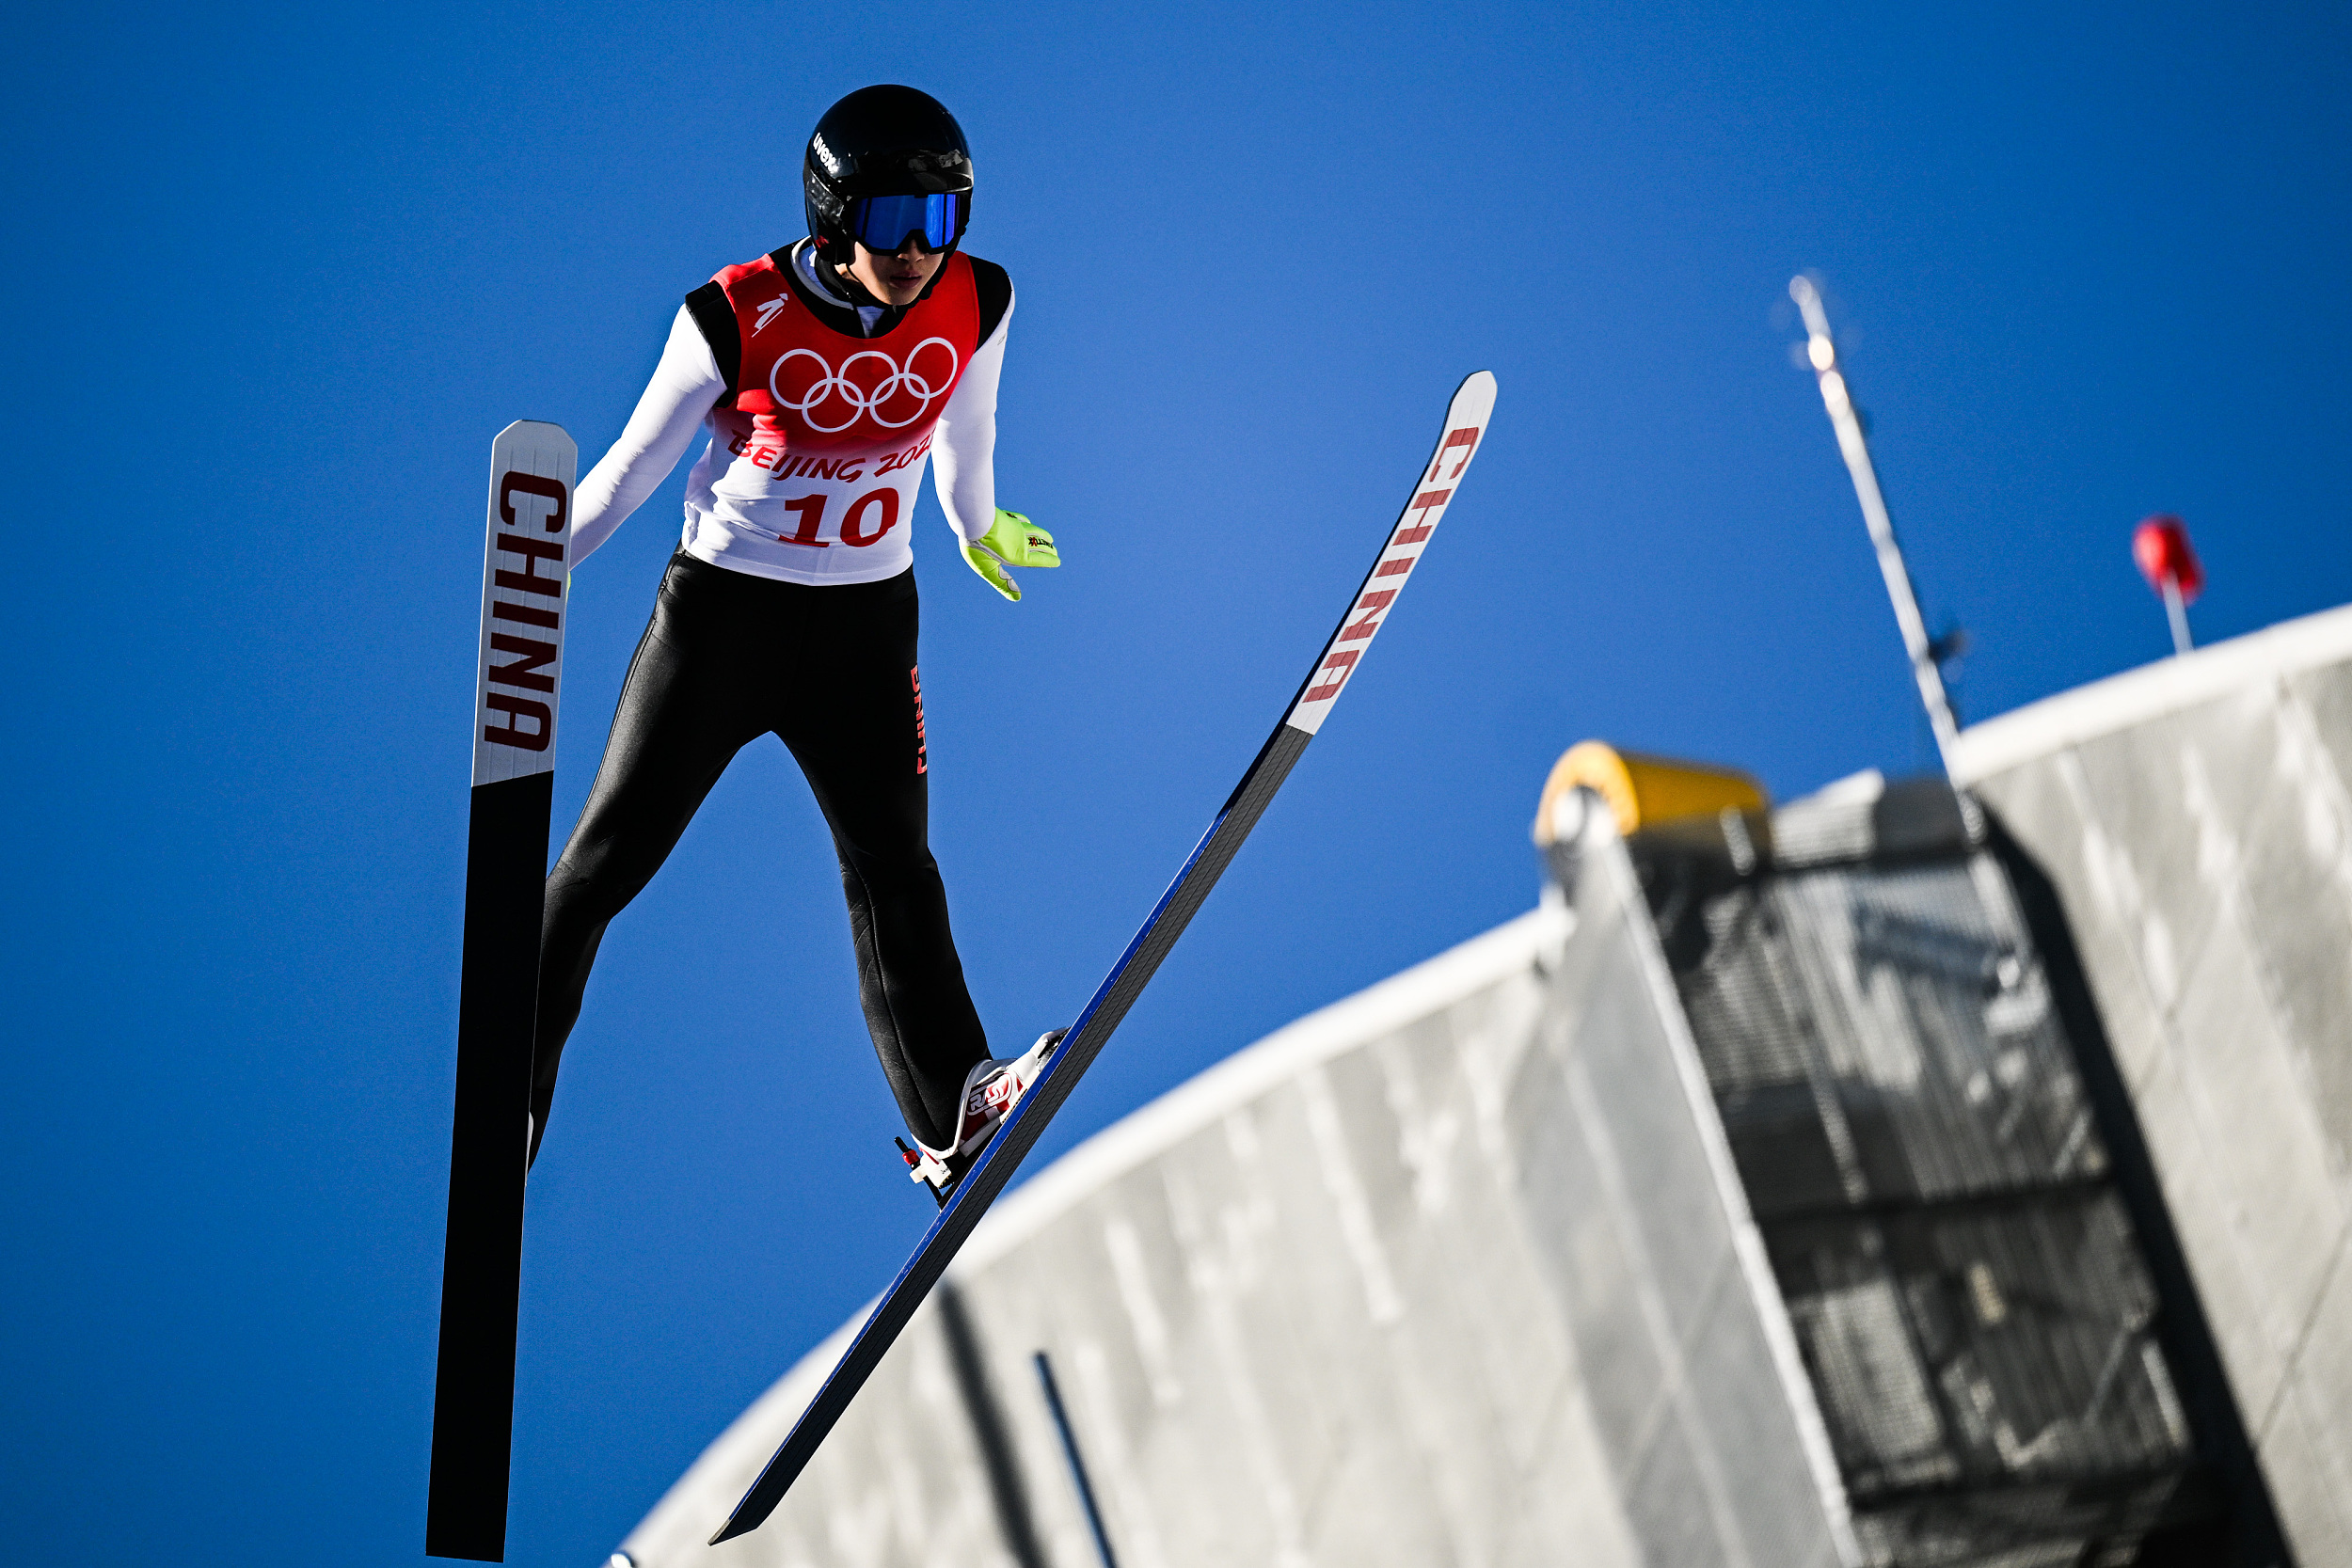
[
  {"left": 1451, "top": 370, "right": 1498, "bottom": 422},
  {"left": 493, "top": 418, "right": 575, "bottom": 444}
]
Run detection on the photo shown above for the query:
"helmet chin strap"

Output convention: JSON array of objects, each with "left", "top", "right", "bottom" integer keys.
[{"left": 832, "top": 258, "right": 882, "bottom": 307}]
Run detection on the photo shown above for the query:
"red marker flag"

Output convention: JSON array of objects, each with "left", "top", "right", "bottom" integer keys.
[{"left": 2133, "top": 514, "right": 2204, "bottom": 604}]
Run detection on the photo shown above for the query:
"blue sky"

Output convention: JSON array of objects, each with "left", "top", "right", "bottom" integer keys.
[{"left": 4, "top": 3, "right": 2347, "bottom": 1563}]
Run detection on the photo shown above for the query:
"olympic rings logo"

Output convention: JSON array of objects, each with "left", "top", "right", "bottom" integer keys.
[{"left": 769, "top": 338, "right": 961, "bottom": 434}]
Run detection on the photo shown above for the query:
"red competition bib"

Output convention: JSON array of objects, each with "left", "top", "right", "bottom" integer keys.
[{"left": 703, "top": 252, "right": 981, "bottom": 557}]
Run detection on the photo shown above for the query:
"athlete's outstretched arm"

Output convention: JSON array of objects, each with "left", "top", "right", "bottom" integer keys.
[
  {"left": 570, "top": 307, "right": 728, "bottom": 563},
  {"left": 930, "top": 293, "right": 1012, "bottom": 545}
]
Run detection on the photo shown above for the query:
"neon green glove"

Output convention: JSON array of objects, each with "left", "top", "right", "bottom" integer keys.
[{"left": 962, "top": 509, "right": 1060, "bottom": 602}]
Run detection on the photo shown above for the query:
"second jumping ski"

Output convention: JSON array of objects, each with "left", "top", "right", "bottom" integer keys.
[{"left": 710, "top": 368, "right": 1499, "bottom": 1544}]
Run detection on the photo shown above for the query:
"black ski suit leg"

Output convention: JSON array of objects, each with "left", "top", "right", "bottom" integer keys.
[
  {"left": 531, "top": 557, "right": 770, "bottom": 1164},
  {"left": 775, "top": 569, "right": 989, "bottom": 1152}
]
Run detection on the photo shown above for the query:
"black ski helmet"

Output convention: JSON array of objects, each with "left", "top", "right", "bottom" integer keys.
[{"left": 803, "top": 85, "right": 973, "bottom": 260}]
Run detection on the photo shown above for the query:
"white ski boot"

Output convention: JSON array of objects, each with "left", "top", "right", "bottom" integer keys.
[{"left": 897, "top": 1029, "right": 1066, "bottom": 1205}]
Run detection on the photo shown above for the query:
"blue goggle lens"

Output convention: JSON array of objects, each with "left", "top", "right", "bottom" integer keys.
[{"left": 846, "top": 192, "right": 969, "bottom": 253}]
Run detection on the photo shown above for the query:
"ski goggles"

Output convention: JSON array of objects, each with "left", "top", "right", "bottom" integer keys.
[{"left": 844, "top": 191, "right": 970, "bottom": 254}]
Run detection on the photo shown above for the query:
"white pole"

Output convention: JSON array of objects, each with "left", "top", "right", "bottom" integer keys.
[
  {"left": 1789, "top": 277, "right": 1981, "bottom": 834},
  {"left": 2161, "top": 572, "right": 2193, "bottom": 656}
]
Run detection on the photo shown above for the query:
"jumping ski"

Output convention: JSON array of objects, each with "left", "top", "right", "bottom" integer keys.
[
  {"left": 710, "top": 370, "right": 1498, "bottom": 1544},
  {"left": 427, "top": 420, "right": 578, "bottom": 1562}
]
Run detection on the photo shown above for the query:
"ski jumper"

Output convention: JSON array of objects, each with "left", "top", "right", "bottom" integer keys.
[{"left": 532, "top": 244, "right": 1014, "bottom": 1163}]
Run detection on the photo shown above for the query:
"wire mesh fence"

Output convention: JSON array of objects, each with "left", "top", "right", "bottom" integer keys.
[{"left": 1634, "top": 818, "right": 2210, "bottom": 1566}]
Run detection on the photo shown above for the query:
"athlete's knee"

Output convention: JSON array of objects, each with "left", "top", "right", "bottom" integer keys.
[
  {"left": 834, "top": 835, "right": 940, "bottom": 885},
  {"left": 548, "top": 838, "right": 660, "bottom": 924},
  {"left": 838, "top": 864, "right": 948, "bottom": 930}
]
